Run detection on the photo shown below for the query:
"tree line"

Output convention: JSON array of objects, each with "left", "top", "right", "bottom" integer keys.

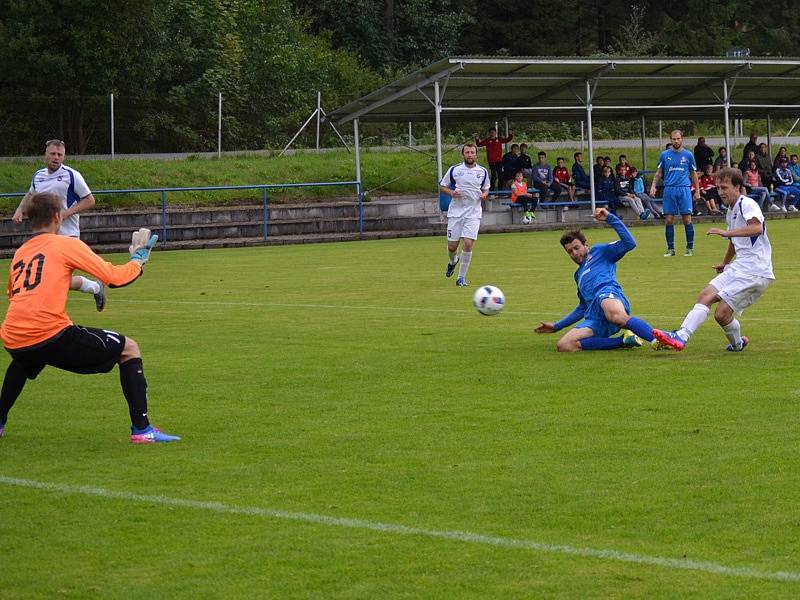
[{"left": 1, "top": 0, "right": 797, "bottom": 155}]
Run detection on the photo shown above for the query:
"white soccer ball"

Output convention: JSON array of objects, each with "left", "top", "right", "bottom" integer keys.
[
  {"left": 473, "top": 285, "right": 505, "bottom": 316},
  {"left": 521, "top": 215, "right": 532, "bottom": 225}
]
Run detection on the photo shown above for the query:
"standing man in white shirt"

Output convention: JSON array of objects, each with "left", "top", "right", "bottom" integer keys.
[
  {"left": 653, "top": 167, "right": 774, "bottom": 352},
  {"left": 439, "top": 143, "right": 490, "bottom": 287},
  {"left": 13, "top": 139, "right": 106, "bottom": 310}
]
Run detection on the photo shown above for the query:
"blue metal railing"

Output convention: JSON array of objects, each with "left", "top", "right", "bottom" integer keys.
[{"left": 0, "top": 180, "right": 363, "bottom": 241}]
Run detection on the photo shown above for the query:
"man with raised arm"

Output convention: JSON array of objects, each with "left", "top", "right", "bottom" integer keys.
[
  {"left": 535, "top": 208, "right": 658, "bottom": 352},
  {"left": 0, "top": 192, "right": 179, "bottom": 443}
]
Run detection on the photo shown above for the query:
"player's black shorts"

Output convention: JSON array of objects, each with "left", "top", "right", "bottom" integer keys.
[{"left": 7, "top": 325, "right": 126, "bottom": 380}]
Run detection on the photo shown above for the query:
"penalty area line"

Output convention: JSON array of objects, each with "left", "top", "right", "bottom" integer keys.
[{"left": 1, "top": 475, "right": 798, "bottom": 583}]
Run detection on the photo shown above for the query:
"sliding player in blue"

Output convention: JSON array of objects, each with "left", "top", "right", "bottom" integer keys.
[{"left": 535, "top": 208, "right": 656, "bottom": 351}]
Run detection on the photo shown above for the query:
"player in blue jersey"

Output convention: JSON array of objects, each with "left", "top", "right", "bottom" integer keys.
[
  {"left": 649, "top": 130, "right": 701, "bottom": 257},
  {"left": 535, "top": 208, "right": 657, "bottom": 352}
]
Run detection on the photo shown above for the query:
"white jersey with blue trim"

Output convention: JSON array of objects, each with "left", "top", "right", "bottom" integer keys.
[
  {"left": 440, "top": 162, "right": 490, "bottom": 219},
  {"left": 29, "top": 164, "right": 91, "bottom": 237},
  {"left": 726, "top": 195, "right": 774, "bottom": 279}
]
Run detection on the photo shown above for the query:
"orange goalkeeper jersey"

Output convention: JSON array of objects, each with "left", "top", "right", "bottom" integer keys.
[{"left": 1, "top": 233, "right": 142, "bottom": 349}]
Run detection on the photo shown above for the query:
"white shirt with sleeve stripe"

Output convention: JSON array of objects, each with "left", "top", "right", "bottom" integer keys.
[
  {"left": 726, "top": 194, "right": 774, "bottom": 280},
  {"left": 440, "top": 162, "right": 490, "bottom": 220},
  {"left": 28, "top": 164, "right": 91, "bottom": 238}
]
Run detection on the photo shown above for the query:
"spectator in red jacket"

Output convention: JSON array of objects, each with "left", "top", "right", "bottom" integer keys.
[
  {"left": 553, "top": 157, "right": 576, "bottom": 201},
  {"left": 475, "top": 128, "right": 513, "bottom": 190}
]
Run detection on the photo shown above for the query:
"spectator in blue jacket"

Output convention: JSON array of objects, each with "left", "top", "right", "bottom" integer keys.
[
  {"left": 501, "top": 144, "right": 521, "bottom": 189},
  {"left": 571, "top": 152, "right": 590, "bottom": 189},
  {"left": 597, "top": 165, "right": 618, "bottom": 214}
]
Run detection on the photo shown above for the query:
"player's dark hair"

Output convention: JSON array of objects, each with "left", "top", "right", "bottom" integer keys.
[
  {"left": 510, "top": 143, "right": 519, "bottom": 150},
  {"left": 556, "top": 156, "right": 565, "bottom": 162},
  {"left": 27, "top": 192, "right": 62, "bottom": 229},
  {"left": 538, "top": 151, "right": 546, "bottom": 157},
  {"left": 574, "top": 152, "right": 581, "bottom": 159},
  {"left": 714, "top": 167, "right": 744, "bottom": 187},
  {"left": 560, "top": 230, "right": 587, "bottom": 247}
]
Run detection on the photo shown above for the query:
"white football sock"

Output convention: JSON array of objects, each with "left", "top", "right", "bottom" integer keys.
[
  {"left": 448, "top": 249, "right": 458, "bottom": 264},
  {"left": 677, "top": 303, "right": 709, "bottom": 340},
  {"left": 458, "top": 251, "right": 472, "bottom": 279},
  {"left": 78, "top": 276, "right": 101, "bottom": 295},
  {"left": 722, "top": 319, "right": 743, "bottom": 349}
]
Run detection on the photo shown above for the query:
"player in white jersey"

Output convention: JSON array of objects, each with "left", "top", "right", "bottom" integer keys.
[
  {"left": 12, "top": 139, "right": 106, "bottom": 310},
  {"left": 653, "top": 167, "right": 774, "bottom": 352},
  {"left": 439, "top": 143, "right": 490, "bottom": 286}
]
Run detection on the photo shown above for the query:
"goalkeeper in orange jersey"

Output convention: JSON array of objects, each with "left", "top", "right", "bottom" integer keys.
[{"left": 0, "top": 192, "right": 180, "bottom": 444}]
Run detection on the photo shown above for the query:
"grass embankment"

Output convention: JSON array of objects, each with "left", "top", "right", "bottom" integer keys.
[{"left": 1, "top": 143, "right": 794, "bottom": 211}]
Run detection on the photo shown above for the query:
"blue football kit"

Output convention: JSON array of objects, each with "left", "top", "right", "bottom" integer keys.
[
  {"left": 657, "top": 148, "right": 696, "bottom": 216},
  {"left": 553, "top": 214, "right": 654, "bottom": 348}
]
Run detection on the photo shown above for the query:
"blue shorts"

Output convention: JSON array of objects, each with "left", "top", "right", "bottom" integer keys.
[
  {"left": 662, "top": 187, "right": 693, "bottom": 215},
  {"left": 575, "top": 288, "right": 630, "bottom": 338}
]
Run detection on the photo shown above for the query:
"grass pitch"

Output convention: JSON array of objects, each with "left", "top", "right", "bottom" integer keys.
[{"left": 1, "top": 219, "right": 799, "bottom": 598}]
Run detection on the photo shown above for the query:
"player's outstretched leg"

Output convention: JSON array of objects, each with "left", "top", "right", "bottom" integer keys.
[
  {"left": 652, "top": 329, "right": 686, "bottom": 351},
  {"left": 72, "top": 276, "right": 106, "bottom": 311},
  {"left": 119, "top": 339, "right": 180, "bottom": 444},
  {"left": 0, "top": 360, "right": 30, "bottom": 439}
]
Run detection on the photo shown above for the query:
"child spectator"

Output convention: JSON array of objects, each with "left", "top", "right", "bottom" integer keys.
[
  {"left": 630, "top": 167, "right": 662, "bottom": 218},
  {"left": 772, "top": 157, "right": 798, "bottom": 212},
  {"left": 744, "top": 160, "right": 772, "bottom": 210},
  {"left": 614, "top": 164, "right": 649, "bottom": 219},
  {"left": 510, "top": 170, "right": 537, "bottom": 223},
  {"left": 501, "top": 144, "right": 521, "bottom": 189},
  {"left": 592, "top": 156, "right": 605, "bottom": 183},
  {"left": 597, "top": 165, "right": 618, "bottom": 214},
  {"left": 532, "top": 151, "right": 561, "bottom": 201},
  {"left": 616, "top": 155, "right": 631, "bottom": 178},
  {"left": 773, "top": 146, "right": 789, "bottom": 171},
  {"left": 698, "top": 164, "right": 722, "bottom": 215},
  {"left": 553, "top": 157, "right": 576, "bottom": 201},
  {"left": 713, "top": 147, "right": 728, "bottom": 171}
]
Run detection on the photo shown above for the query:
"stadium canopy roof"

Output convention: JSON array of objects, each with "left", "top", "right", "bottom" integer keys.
[
  {"left": 330, "top": 56, "right": 800, "bottom": 123},
  {"left": 329, "top": 56, "right": 800, "bottom": 207}
]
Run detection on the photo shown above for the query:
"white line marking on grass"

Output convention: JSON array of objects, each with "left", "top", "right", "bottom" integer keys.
[
  {"left": 2, "top": 475, "right": 798, "bottom": 583},
  {"left": 85, "top": 297, "right": 790, "bottom": 323}
]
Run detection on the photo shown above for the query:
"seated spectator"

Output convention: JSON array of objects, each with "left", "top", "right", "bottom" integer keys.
[
  {"left": 597, "top": 165, "right": 618, "bottom": 214},
  {"left": 592, "top": 156, "right": 605, "bottom": 183},
  {"left": 571, "top": 152, "right": 590, "bottom": 189},
  {"left": 741, "top": 131, "right": 759, "bottom": 166},
  {"left": 772, "top": 157, "right": 799, "bottom": 212},
  {"left": 630, "top": 167, "right": 662, "bottom": 218},
  {"left": 712, "top": 147, "right": 728, "bottom": 171},
  {"left": 531, "top": 151, "right": 562, "bottom": 201},
  {"left": 743, "top": 160, "right": 772, "bottom": 210},
  {"left": 613, "top": 164, "right": 649, "bottom": 219},
  {"left": 553, "top": 157, "right": 576, "bottom": 201},
  {"left": 603, "top": 156, "right": 612, "bottom": 170},
  {"left": 756, "top": 142, "right": 773, "bottom": 185},
  {"left": 616, "top": 155, "right": 631, "bottom": 178},
  {"left": 518, "top": 143, "right": 533, "bottom": 183},
  {"left": 697, "top": 164, "right": 722, "bottom": 215},
  {"left": 773, "top": 146, "right": 789, "bottom": 171},
  {"left": 693, "top": 137, "right": 714, "bottom": 171},
  {"left": 510, "top": 170, "right": 537, "bottom": 223},
  {"left": 789, "top": 154, "right": 800, "bottom": 209},
  {"left": 501, "top": 143, "right": 521, "bottom": 188}
]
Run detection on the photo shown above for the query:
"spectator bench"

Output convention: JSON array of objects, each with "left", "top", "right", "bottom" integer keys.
[{"left": 489, "top": 189, "right": 608, "bottom": 223}]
